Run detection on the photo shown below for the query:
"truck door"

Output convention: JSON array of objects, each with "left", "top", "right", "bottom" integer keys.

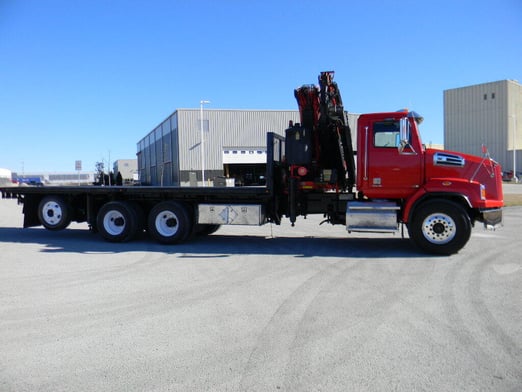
[{"left": 364, "top": 118, "right": 422, "bottom": 198}]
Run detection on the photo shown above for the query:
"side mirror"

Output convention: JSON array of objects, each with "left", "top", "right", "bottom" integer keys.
[
  {"left": 399, "top": 117, "right": 410, "bottom": 145},
  {"left": 398, "top": 117, "right": 417, "bottom": 155}
]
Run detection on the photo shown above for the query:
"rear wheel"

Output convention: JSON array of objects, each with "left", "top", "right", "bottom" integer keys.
[
  {"left": 408, "top": 200, "right": 471, "bottom": 255},
  {"left": 148, "top": 201, "right": 193, "bottom": 244},
  {"left": 38, "top": 196, "right": 71, "bottom": 230},
  {"left": 97, "top": 201, "right": 138, "bottom": 242}
]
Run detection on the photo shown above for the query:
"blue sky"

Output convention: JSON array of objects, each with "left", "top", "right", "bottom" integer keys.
[{"left": 1, "top": 0, "right": 521, "bottom": 173}]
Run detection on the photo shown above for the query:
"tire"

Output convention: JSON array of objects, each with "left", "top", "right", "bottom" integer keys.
[
  {"left": 148, "top": 201, "right": 193, "bottom": 244},
  {"left": 408, "top": 199, "right": 471, "bottom": 255},
  {"left": 38, "top": 196, "right": 71, "bottom": 231},
  {"left": 96, "top": 201, "right": 138, "bottom": 242},
  {"left": 196, "top": 224, "right": 221, "bottom": 236}
]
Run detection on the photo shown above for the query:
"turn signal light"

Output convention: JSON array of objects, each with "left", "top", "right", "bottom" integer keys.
[{"left": 480, "top": 184, "right": 486, "bottom": 200}]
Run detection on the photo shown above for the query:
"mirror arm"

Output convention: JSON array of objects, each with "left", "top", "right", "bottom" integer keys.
[{"left": 398, "top": 141, "right": 417, "bottom": 155}]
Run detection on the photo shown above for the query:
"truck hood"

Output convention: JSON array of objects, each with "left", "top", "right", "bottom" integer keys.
[{"left": 424, "top": 149, "right": 503, "bottom": 207}]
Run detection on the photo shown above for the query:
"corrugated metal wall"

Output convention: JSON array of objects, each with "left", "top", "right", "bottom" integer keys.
[
  {"left": 444, "top": 80, "right": 522, "bottom": 172},
  {"left": 176, "top": 109, "right": 300, "bottom": 173},
  {"left": 137, "top": 109, "right": 360, "bottom": 185},
  {"left": 137, "top": 111, "right": 180, "bottom": 185}
]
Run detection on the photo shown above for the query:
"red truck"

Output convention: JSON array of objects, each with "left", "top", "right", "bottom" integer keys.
[{"left": 0, "top": 72, "right": 503, "bottom": 255}]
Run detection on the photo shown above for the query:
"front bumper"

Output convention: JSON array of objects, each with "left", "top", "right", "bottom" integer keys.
[{"left": 481, "top": 208, "right": 503, "bottom": 230}]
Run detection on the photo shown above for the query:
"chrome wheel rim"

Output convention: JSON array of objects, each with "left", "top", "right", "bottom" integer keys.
[{"left": 421, "top": 213, "right": 456, "bottom": 244}]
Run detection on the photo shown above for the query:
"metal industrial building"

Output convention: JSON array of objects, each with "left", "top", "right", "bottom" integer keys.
[
  {"left": 444, "top": 79, "right": 522, "bottom": 177},
  {"left": 137, "top": 109, "right": 358, "bottom": 186}
]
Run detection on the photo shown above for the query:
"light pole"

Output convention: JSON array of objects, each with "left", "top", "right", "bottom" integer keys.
[
  {"left": 200, "top": 100, "right": 210, "bottom": 186},
  {"left": 511, "top": 115, "right": 518, "bottom": 183},
  {"left": 108, "top": 150, "right": 111, "bottom": 186}
]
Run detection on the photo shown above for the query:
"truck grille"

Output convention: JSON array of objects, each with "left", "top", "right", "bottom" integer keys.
[{"left": 433, "top": 152, "right": 465, "bottom": 167}]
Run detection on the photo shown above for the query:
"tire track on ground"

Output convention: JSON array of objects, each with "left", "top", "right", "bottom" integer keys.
[
  {"left": 441, "top": 243, "right": 516, "bottom": 384},
  {"left": 238, "top": 260, "right": 358, "bottom": 391},
  {"left": 238, "top": 255, "right": 430, "bottom": 391},
  {"left": 468, "top": 238, "right": 522, "bottom": 383},
  {"left": 281, "top": 258, "right": 435, "bottom": 391}
]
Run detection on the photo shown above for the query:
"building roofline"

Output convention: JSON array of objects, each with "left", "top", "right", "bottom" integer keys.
[
  {"left": 444, "top": 79, "right": 521, "bottom": 92},
  {"left": 177, "top": 108, "right": 298, "bottom": 112}
]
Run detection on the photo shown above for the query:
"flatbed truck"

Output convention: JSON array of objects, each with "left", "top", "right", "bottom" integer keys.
[{"left": 0, "top": 72, "right": 503, "bottom": 255}]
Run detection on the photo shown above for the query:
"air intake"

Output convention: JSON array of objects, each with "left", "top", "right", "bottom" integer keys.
[{"left": 434, "top": 152, "right": 465, "bottom": 167}]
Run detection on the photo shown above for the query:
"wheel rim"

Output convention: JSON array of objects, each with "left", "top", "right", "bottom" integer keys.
[
  {"left": 103, "top": 210, "right": 126, "bottom": 236},
  {"left": 41, "top": 201, "right": 63, "bottom": 225},
  {"left": 155, "top": 210, "right": 179, "bottom": 237},
  {"left": 421, "top": 213, "right": 456, "bottom": 245}
]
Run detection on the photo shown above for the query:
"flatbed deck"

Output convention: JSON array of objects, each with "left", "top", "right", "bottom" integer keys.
[{"left": 1, "top": 185, "right": 272, "bottom": 201}]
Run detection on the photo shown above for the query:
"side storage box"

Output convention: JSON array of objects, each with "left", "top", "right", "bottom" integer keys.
[{"left": 198, "top": 204, "right": 265, "bottom": 225}]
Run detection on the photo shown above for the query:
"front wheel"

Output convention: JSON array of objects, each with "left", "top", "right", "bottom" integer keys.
[
  {"left": 38, "top": 196, "right": 71, "bottom": 230},
  {"left": 408, "top": 200, "right": 471, "bottom": 255}
]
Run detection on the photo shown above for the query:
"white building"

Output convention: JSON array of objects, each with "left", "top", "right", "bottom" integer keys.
[
  {"left": 0, "top": 168, "right": 13, "bottom": 186},
  {"left": 14, "top": 171, "right": 96, "bottom": 186},
  {"left": 444, "top": 80, "right": 522, "bottom": 175},
  {"left": 113, "top": 159, "right": 138, "bottom": 184}
]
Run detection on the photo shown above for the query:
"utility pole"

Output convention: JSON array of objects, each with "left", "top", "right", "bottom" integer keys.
[
  {"left": 510, "top": 115, "right": 518, "bottom": 183},
  {"left": 200, "top": 100, "right": 210, "bottom": 186}
]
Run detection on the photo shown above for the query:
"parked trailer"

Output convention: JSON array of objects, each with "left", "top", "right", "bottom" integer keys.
[{"left": 0, "top": 72, "right": 504, "bottom": 255}]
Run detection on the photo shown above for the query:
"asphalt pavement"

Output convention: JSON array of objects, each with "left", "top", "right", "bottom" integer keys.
[{"left": 0, "top": 197, "right": 521, "bottom": 391}]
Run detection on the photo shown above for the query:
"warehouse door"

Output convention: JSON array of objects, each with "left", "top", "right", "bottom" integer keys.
[{"left": 223, "top": 148, "right": 267, "bottom": 186}]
